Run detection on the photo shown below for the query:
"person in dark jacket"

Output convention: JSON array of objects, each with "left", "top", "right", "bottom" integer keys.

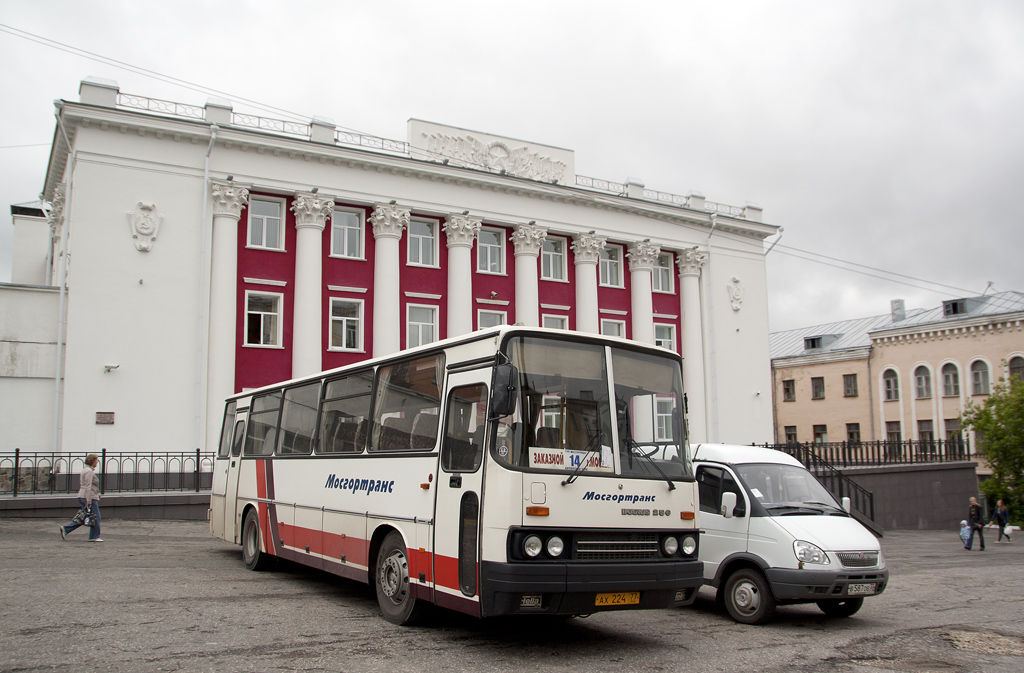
[
  {"left": 990, "top": 500, "right": 1012, "bottom": 543},
  {"left": 966, "top": 496, "right": 985, "bottom": 551}
]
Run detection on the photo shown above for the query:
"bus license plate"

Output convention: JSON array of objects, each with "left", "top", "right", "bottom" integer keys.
[
  {"left": 595, "top": 592, "right": 640, "bottom": 606},
  {"left": 847, "top": 583, "right": 875, "bottom": 595}
]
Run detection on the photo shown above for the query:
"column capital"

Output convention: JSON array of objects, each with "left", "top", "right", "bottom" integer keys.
[
  {"left": 443, "top": 213, "right": 482, "bottom": 248},
  {"left": 571, "top": 231, "right": 606, "bottom": 264},
  {"left": 677, "top": 248, "right": 708, "bottom": 277},
  {"left": 291, "top": 192, "right": 334, "bottom": 230},
  {"left": 210, "top": 180, "right": 250, "bottom": 220},
  {"left": 371, "top": 202, "right": 410, "bottom": 240},
  {"left": 47, "top": 183, "right": 66, "bottom": 234},
  {"left": 511, "top": 222, "right": 547, "bottom": 257},
  {"left": 627, "top": 240, "right": 661, "bottom": 272}
]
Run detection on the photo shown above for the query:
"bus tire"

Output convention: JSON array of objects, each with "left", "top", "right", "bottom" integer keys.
[
  {"left": 723, "top": 569, "right": 775, "bottom": 625},
  {"left": 375, "top": 531, "right": 425, "bottom": 625},
  {"left": 242, "top": 509, "right": 274, "bottom": 571},
  {"left": 816, "top": 597, "right": 863, "bottom": 618}
]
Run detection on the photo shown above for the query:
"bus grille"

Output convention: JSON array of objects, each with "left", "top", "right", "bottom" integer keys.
[
  {"left": 575, "top": 532, "right": 660, "bottom": 560},
  {"left": 836, "top": 551, "right": 879, "bottom": 568}
]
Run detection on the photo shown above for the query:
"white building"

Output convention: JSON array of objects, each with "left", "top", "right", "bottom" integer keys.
[{"left": 1, "top": 77, "right": 779, "bottom": 455}]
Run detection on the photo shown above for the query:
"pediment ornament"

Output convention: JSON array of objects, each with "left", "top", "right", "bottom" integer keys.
[{"left": 422, "top": 132, "right": 567, "bottom": 183}]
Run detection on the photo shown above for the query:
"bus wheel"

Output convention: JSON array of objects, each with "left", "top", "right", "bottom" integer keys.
[
  {"left": 723, "top": 569, "right": 775, "bottom": 624},
  {"left": 375, "top": 531, "right": 425, "bottom": 625},
  {"left": 816, "top": 597, "right": 863, "bottom": 618},
  {"left": 242, "top": 510, "right": 274, "bottom": 571}
]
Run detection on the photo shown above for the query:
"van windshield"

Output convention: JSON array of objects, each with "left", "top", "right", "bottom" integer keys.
[{"left": 735, "top": 463, "right": 844, "bottom": 514}]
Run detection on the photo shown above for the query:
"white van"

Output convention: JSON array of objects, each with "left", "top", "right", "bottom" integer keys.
[{"left": 692, "top": 444, "right": 888, "bottom": 624}]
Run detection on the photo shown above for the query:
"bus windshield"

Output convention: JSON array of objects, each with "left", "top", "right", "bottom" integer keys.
[{"left": 492, "top": 335, "right": 692, "bottom": 481}]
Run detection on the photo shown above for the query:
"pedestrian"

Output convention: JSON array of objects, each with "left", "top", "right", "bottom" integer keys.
[
  {"left": 990, "top": 499, "right": 1012, "bottom": 543},
  {"left": 59, "top": 454, "right": 103, "bottom": 542},
  {"left": 959, "top": 519, "right": 971, "bottom": 547},
  {"left": 965, "top": 496, "right": 985, "bottom": 551}
]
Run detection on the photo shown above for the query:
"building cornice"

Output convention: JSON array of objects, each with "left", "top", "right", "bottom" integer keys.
[
  {"left": 772, "top": 347, "right": 871, "bottom": 368},
  {"left": 869, "top": 312, "right": 1024, "bottom": 346}
]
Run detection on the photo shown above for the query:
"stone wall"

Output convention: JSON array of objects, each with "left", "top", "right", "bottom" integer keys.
[{"left": 843, "top": 462, "right": 980, "bottom": 530}]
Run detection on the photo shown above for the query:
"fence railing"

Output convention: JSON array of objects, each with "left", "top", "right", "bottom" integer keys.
[
  {"left": 760, "top": 438, "right": 973, "bottom": 468},
  {"left": 770, "top": 443, "right": 876, "bottom": 524},
  {"left": 0, "top": 449, "right": 214, "bottom": 497}
]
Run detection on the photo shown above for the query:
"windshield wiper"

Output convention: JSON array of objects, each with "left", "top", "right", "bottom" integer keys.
[
  {"left": 764, "top": 503, "right": 824, "bottom": 515},
  {"left": 615, "top": 396, "right": 675, "bottom": 491},
  {"left": 561, "top": 431, "right": 604, "bottom": 486},
  {"left": 803, "top": 500, "right": 850, "bottom": 515},
  {"left": 627, "top": 440, "right": 676, "bottom": 491}
]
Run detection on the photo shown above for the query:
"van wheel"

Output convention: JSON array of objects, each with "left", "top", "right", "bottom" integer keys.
[
  {"left": 816, "top": 597, "right": 863, "bottom": 618},
  {"left": 723, "top": 569, "right": 776, "bottom": 624},
  {"left": 242, "top": 510, "right": 274, "bottom": 571},
  {"left": 375, "top": 531, "right": 426, "bottom": 625}
]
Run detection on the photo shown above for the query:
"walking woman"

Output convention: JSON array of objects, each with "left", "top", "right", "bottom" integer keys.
[
  {"left": 990, "top": 500, "right": 1012, "bottom": 543},
  {"left": 965, "top": 496, "right": 985, "bottom": 551},
  {"left": 59, "top": 454, "right": 102, "bottom": 542}
]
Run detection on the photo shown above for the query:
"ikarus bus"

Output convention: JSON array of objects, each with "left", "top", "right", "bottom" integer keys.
[{"left": 210, "top": 326, "right": 703, "bottom": 624}]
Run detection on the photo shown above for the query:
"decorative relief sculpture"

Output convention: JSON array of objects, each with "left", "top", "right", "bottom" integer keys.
[
  {"left": 571, "top": 231, "right": 606, "bottom": 264},
  {"left": 291, "top": 193, "right": 335, "bottom": 230},
  {"left": 371, "top": 202, "right": 411, "bottom": 240},
  {"left": 127, "top": 202, "right": 162, "bottom": 251},
  {"left": 211, "top": 180, "right": 249, "bottom": 220},
  {"left": 728, "top": 276, "right": 744, "bottom": 311},
  {"left": 511, "top": 222, "right": 547, "bottom": 256},
  {"left": 443, "top": 213, "right": 482, "bottom": 248},
  {"left": 677, "top": 248, "right": 708, "bottom": 277},
  {"left": 627, "top": 240, "right": 661, "bottom": 272},
  {"left": 48, "top": 183, "right": 66, "bottom": 237},
  {"left": 421, "top": 132, "right": 567, "bottom": 183}
]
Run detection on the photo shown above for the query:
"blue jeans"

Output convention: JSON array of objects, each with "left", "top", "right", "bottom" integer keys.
[{"left": 62, "top": 498, "right": 101, "bottom": 540}]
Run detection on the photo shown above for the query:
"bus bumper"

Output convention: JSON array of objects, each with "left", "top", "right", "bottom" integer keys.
[{"left": 479, "top": 559, "right": 704, "bottom": 617}]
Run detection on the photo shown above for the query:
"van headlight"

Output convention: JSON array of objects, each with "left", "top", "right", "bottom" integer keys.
[{"left": 793, "top": 540, "right": 830, "bottom": 565}]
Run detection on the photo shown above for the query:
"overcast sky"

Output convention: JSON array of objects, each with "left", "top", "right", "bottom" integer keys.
[{"left": 2, "top": 0, "right": 1022, "bottom": 332}]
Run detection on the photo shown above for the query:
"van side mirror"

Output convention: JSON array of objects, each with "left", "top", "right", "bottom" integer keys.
[
  {"left": 842, "top": 496, "right": 851, "bottom": 513},
  {"left": 721, "top": 491, "right": 737, "bottom": 519},
  {"left": 489, "top": 363, "right": 519, "bottom": 419}
]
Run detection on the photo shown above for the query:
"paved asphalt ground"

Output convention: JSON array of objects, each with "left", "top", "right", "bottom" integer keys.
[{"left": 1, "top": 519, "right": 1022, "bottom": 673}]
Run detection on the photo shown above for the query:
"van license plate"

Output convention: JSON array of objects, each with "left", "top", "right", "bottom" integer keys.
[
  {"left": 847, "top": 583, "right": 875, "bottom": 595},
  {"left": 595, "top": 592, "right": 640, "bottom": 606}
]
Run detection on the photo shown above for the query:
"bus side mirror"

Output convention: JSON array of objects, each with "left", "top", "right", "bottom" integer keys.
[
  {"left": 721, "top": 491, "right": 737, "bottom": 519},
  {"left": 842, "top": 496, "right": 851, "bottom": 513},
  {"left": 490, "top": 363, "right": 519, "bottom": 419}
]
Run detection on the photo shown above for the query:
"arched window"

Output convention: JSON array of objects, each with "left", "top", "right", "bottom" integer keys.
[
  {"left": 883, "top": 369, "right": 899, "bottom": 401},
  {"left": 942, "top": 363, "right": 960, "bottom": 397},
  {"left": 1010, "top": 356, "right": 1024, "bottom": 382},
  {"left": 971, "top": 361, "right": 990, "bottom": 395},
  {"left": 914, "top": 366, "right": 932, "bottom": 399}
]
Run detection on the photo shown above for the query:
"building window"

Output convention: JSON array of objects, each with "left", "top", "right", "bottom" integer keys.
[
  {"left": 943, "top": 299, "right": 966, "bottom": 316},
  {"left": 407, "top": 305, "right": 437, "bottom": 348},
  {"left": 477, "top": 310, "right": 506, "bottom": 329},
  {"left": 918, "top": 419, "right": 934, "bottom": 442},
  {"left": 782, "top": 379, "right": 796, "bottom": 402},
  {"left": 541, "top": 237, "right": 566, "bottom": 281},
  {"left": 811, "top": 377, "right": 825, "bottom": 400},
  {"left": 477, "top": 227, "right": 504, "bottom": 274},
  {"left": 245, "top": 292, "right": 282, "bottom": 346},
  {"left": 247, "top": 197, "right": 285, "bottom": 251},
  {"left": 971, "top": 361, "right": 990, "bottom": 395},
  {"left": 886, "top": 421, "right": 902, "bottom": 443},
  {"left": 655, "top": 397, "right": 675, "bottom": 441},
  {"left": 846, "top": 423, "right": 861, "bottom": 443},
  {"left": 329, "top": 299, "right": 362, "bottom": 351},
  {"left": 914, "top": 366, "right": 932, "bottom": 399},
  {"left": 813, "top": 424, "right": 828, "bottom": 444},
  {"left": 804, "top": 336, "right": 822, "bottom": 350},
  {"left": 599, "top": 245, "right": 624, "bottom": 287},
  {"left": 883, "top": 369, "right": 899, "bottom": 401},
  {"left": 331, "top": 208, "right": 364, "bottom": 259},
  {"left": 843, "top": 374, "right": 858, "bottom": 397},
  {"left": 600, "top": 319, "right": 625, "bottom": 338},
  {"left": 652, "top": 253, "right": 674, "bottom": 293},
  {"left": 784, "top": 426, "right": 798, "bottom": 443},
  {"left": 945, "top": 419, "right": 961, "bottom": 440},
  {"left": 655, "top": 324, "right": 676, "bottom": 351},
  {"left": 942, "top": 363, "right": 960, "bottom": 396},
  {"left": 408, "top": 219, "right": 438, "bottom": 267},
  {"left": 542, "top": 314, "right": 568, "bottom": 330},
  {"left": 1009, "top": 356, "right": 1024, "bottom": 382}
]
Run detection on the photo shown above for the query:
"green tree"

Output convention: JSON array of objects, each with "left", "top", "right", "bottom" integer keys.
[{"left": 961, "top": 373, "right": 1024, "bottom": 525}]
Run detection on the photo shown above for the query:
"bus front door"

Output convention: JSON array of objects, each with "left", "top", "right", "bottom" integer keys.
[
  {"left": 433, "top": 375, "right": 489, "bottom": 616},
  {"left": 222, "top": 413, "right": 247, "bottom": 543}
]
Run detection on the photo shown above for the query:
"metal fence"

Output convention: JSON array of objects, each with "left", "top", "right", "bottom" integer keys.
[
  {"left": 770, "top": 443, "right": 876, "bottom": 523},
  {"left": 759, "top": 438, "right": 973, "bottom": 469},
  {"left": 0, "top": 449, "right": 214, "bottom": 497}
]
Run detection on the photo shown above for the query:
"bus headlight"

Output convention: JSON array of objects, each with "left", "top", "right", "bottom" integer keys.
[
  {"left": 663, "top": 536, "right": 679, "bottom": 556},
  {"left": 546, "top": 536, "right": 565, "bottom": 557},
  {"left": 524, "top": 535, "right": 543, "bottom": 557},
  {"left": 681, "top": 535, "right": 697, "bottom": 556},
  {"left": 793, "top": 540, "right": 830, "bottom": 565}
]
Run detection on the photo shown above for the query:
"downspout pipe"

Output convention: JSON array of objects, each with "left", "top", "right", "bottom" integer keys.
[
  {"left": 703, "top": 213, "right": 719, "bottom": 442},
  {"left": 195, "top": 125, "right": 219, "bottom": 451},
  {"left": 51, "top": 103, "right": 75, "bottom": 453}
]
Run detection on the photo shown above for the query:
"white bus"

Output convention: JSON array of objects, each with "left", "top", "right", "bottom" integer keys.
[{"left": 210, "top": 326, "right": 702, "bottom": 624}]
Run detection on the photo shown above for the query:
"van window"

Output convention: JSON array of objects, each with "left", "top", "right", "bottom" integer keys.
[{"left": 697, "top": 465, "right": 746, "bottom": 516}]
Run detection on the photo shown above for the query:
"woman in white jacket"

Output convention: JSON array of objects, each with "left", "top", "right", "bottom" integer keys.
[{"left": 59, "top": 454, "right": 103, "bottom": 542}]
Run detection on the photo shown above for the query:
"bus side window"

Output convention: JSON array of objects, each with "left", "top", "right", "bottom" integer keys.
[
  {"left": 244, "top": 391, "right": 282, "bottom": 456},
  {"left": 442, "top": 384, "right": 488, "bottom": 472}
]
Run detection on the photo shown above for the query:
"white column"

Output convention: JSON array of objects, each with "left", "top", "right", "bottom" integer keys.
[
  {"left": 627, "top": 240, "right": 660, "bottom": 345},
  {"left": 678, "top": 249, "right": 708, "bottom": 443},
  {"left": 290, "top": 192, "right": 334, "bottom": 378},
  {"left": 206, "top": 180, "right": 249, "bottom": 453},
  {"left": 443, "top": 212, "right": 481, "bottom": 337},
  {"left": 572, "top": 232, "right": 605, "bottom": 334},
  {"left": 371, "top": 202, "right": 410, "bottom": 356},
  {"left": 510, "top": 222, "right": 546, "bottom": 327}
]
